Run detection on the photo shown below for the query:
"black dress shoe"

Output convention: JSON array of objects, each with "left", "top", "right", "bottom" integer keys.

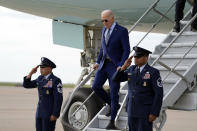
[
  {"left": 173, "top": 22, "right": 180, "bottom": 32},
  {"left": 106, "top": 120, "right": 119, "bottom": 130},
  {"left": 105, "top": 104, "right": 121, "bottom": 117}
]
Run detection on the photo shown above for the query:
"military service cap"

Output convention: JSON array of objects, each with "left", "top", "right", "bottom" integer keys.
[
  {"left": 133, "top": 46, "right": 152, "bottom": 58},
  {"left": 39, "top": 57, "right": 56, "bottom": 68}
]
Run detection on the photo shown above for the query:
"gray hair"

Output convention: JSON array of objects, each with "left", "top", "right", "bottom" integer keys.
[{"left": 101, "top": 9, "right": 114, "bottom": 18}]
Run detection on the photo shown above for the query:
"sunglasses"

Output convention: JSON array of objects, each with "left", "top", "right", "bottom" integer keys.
[{"left": 101, "top": 19, "right": 108, "bottom": 23}]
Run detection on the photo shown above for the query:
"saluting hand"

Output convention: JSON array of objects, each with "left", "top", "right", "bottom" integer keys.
[
  {"left": 120, "top": 56, "right": 133, "bottom": 71},
  {"left": 26, "top": 65, "right": 39, "bottom": 79}
]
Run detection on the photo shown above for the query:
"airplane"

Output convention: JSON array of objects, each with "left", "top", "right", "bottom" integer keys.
[{"left": 1, "top": 0, "right": 197, "bottom": 131}]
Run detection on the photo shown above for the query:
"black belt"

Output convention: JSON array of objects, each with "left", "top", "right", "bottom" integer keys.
[{"left": 105, "top": 58, "right": 112, "bottom": 62}]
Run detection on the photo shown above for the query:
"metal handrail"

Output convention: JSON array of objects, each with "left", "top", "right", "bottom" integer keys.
[
  {"left": 128, "top": 0, "right": 160, "bottom": 33},
  {"left": 157, "top": 61, "right": 188, "bottom": 83},
  {"left": 62, "top": 0, "right": 196, "bottom": 129},
  {"left": 115, "top": 0, "right": 177, "bottom": 126},
  {"left": 152, "top": 12, "right": 197, "bottom": 67},
  {"left": 162, "top": 41, "right": 197, "bottom": 84},
  {"left": 60, "top": 69, "right": 96, "bottom": 121},
  {"left": 70, "top": 91, "right": 95, "bottom": 118},
  {"left": 133, "top": 0, "right": 176, "bottom": 48},
  {"left": 128, "top": 0, "right": 176, "bottom": 54},
  {"left": 150, "top": 12, "right": 197, "bottom": 88},
  {"left": 119, "top": 1, "right": 195, "bottom": 130},
  {"left": 114, "top": 92, "right": 128, "bottom": 125}
]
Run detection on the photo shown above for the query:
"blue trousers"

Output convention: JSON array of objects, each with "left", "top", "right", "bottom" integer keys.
[
  {"left": 36, "top": 117, "right": 56, "bottom": 131},
  {"left": 92, "top": 60, "right": 120, "bottom": 120},
  {"left": 128, "top": 117, "right": 153, "bottom": 131}
]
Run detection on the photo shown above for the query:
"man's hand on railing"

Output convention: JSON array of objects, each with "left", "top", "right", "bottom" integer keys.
[{"left": 93, "top": 63, "right": 99, "bottom": 70}]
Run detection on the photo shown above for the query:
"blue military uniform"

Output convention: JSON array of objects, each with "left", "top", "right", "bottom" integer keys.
[
  {"left": 113, "top": 47, "right": 163, "bottom": 131},
  {"left": 23, "top": 57, "right": 63, "bottom": 131}
]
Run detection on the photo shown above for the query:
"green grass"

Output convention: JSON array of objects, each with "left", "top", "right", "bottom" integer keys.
[
  {"left": 0, "top": 82, "right": 76, "bottom": 88},
  {"left": 63, "top": 84, "right": 92, "bottom": 88},
  {"left": 0, "top": 82, "right": 21, "bottom": 87},
  {"left": 62, "top": 83, "right": 75, "bottom": 88},
  {"left": 0, "top": 82, "right": 100, "bottom": 88}
]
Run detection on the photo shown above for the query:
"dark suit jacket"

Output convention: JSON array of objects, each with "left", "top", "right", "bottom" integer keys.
[{"left": 96, "top": 23, "right": 130, "bottom": 70}]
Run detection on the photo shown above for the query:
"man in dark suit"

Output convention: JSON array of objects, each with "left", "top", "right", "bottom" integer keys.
[
  {"left": 113, "top": 47, "right": 163, "bottom": 131},
  {"left": 23, "top": 57, "right": 63, "bottom": 131},
  {"left": 92, "top": 9, "right": 130, "bottom": 129},
  {"left": 173, "top": 0, "right": 197, "bottom": 32}
]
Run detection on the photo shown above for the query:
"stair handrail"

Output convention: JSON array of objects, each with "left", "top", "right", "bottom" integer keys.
[
  {"left": 128, "top": 0, "right": 160, "bottom": 33},
  {"left": 60, "top": 69, "right": 96, "bottom": 123},
  {"left": 128, "top": 0, "right": 177, "bottom": 53},
  {"left": 151, "top": 12, "right": 197, "bottom": 67},
  {"left": 114, "top": 0, "right": 177, "bottom": 125},
  {"left": 114, "top": 91, "right": 128, "bottom": 125},
  {"left": 132, "top": 0, "right": 176, "bottom": 49},
  {"left": 115, "top": 1, "right": 195, "bottom": 130},
  {"left": 162, "top": 41, "right": 197, "bottom": 84}
]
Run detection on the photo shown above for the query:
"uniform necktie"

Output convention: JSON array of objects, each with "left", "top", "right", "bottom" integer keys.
[
  {"left": 42, "top": 76, "right": 47, "bottom": 82},
  {"left": 105, "top": 28, "right": 111, "bottom": 44},
  {"left": 137, "top": 67, "right": 140, "bottom": 76}
]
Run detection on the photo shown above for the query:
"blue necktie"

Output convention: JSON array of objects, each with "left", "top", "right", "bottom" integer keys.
[{"left": 105, "top": 28, "right": 110, "bottom": 44}]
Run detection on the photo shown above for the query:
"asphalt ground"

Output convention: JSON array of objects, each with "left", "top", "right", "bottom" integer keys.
[{"left": 0, "top": 86, "right": 197, "bottom": 131}]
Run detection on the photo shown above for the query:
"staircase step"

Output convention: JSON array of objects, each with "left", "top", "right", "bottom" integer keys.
[
  {"left": 150, "top": 54, "right": 196, "bottom": 67},
  {"left": 95, "top": 115, "right": 128, "bottom": 129},
  {"left": 160, "top": 42, "right": 197, "bottom": 54},
  {"left": 153, "top": 59, "right": 195, "bottom": 67},
  {"left": 151, "top": 54, "right": 197, "bottom": 59},
  {"left": 120, "top": 90, "right": 127, "bottom": 94},
  {"left": 154, "top": 65, "right": 188, "bottom": 71},
  {"left": 98, "top": 115, "right": 127, "bottom": 121},
  {"left": 83, "top": 7, "right": 197, "bottom": 131},
  {"left": 163, "top": 31, "right": 197, "bottom": 43},
  {"left": 163, "top": 79, "right": 178, "bottom": 84},
  {"left": 161, "top": 43, "right": 196, "bottom": 47},
  {"left": 180, "top": 20, "right": 189, "bottom": 25},
  {"left": 160, "top": 70, "right": 185, "bottom": 80},
  {"left": 163, "top": 79, "right": 179, "bottom": 95},
  {"left": 170, "top": 31, "right": 197, "bottom": 36}
]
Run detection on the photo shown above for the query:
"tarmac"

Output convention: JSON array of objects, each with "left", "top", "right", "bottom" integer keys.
[{"left": 0, "top": 86, "right": 197, "bottom": 131}]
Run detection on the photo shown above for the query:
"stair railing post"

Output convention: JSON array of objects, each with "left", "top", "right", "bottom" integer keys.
[
  {"left": 60, "top": 69, "right": 96, "bottom": 124},
  {"left": 152, "top": 12, "right": 197, "bottom": 67}
]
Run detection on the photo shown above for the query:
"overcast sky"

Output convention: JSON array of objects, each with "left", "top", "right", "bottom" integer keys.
[{"left": 0, "top": 6, "right": 166, "bottom": 83}]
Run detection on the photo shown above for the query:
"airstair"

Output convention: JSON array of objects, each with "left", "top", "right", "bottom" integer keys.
[{"left": 82, "top": 0, "right": 197, "bottom": 130}]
